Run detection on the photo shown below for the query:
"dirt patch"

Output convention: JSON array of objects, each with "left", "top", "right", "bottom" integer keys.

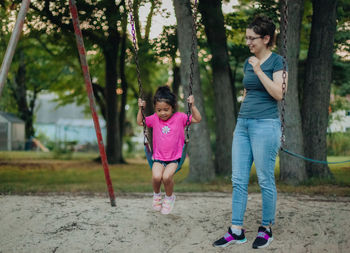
[{"left": 0, "top": 192, "right": 349, "bottom": 253}]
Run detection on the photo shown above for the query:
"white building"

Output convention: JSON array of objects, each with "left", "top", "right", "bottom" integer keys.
[
  {"left": 35, "top": 93, "right": 106, "bottom": 145},
  {"left": 328, "top": 110, "right": 350, "bottom": 133}
]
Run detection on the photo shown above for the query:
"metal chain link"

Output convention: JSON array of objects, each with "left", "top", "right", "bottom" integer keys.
[
  {"left": 280, "top": 0, "right": 288, "bottom": 147},
  {"left": 185, "top": 0, "right": 198, "bottom": 142},
  {"left": 127, "top": 0, "right": 151, "bottom": 149},
  {"left": 128, "top": 0, "right": 198, "bottom": 144}
]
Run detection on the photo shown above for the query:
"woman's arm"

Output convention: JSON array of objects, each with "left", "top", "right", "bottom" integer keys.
[{"left": 248, "top": 56, "right": 288, "bottom": 101}]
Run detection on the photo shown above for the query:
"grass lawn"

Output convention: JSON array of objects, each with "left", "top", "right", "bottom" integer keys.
[{"left": 0, "top": 151, "right": 349, "bottom": 196}]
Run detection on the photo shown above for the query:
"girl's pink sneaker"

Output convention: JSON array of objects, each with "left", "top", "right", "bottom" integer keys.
[
  {"left": 161, "top": 195, "right": 176, "bottom": 214},
  {"left": 152, "top": 194, "right": 162, "bottom": 211}
]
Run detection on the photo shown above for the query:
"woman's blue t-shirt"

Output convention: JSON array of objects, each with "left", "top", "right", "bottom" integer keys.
[{"left": 239, "top": 52, "right": 286, "bottom": 119}]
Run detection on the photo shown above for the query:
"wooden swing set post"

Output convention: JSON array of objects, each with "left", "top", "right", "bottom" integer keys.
[
  {"left": 0, "top": 0, "right": 31, "bottom": 98},
  {"left": 69, "top": 0, "right": 116, "bottom": 207}
]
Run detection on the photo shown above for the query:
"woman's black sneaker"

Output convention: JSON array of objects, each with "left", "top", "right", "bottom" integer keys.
[
  {"left": 252, "top": 226, "right": 273, "bottom": 249},
  {"left": 212, "top": 227, "right": 247, "bottom": 248}
]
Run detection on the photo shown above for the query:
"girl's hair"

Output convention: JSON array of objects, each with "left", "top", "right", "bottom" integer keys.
[
  {"left": 153, "top": 86, "right": 177, "bottom": 111},
  {"left": 248, "top": 15, "right": 276, "bottom": 47}
]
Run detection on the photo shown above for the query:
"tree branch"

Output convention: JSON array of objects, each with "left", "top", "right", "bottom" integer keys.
[{"left": 30, "top": 1, "right": 104, "bottom": 46}]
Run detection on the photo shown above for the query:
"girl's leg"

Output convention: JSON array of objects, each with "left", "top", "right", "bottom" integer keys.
[
  {"left": 249, "top": 119, "right": 281, "bottom": 226},
  {"left": 160, "top": 162, "right": 177, "bottom": 214},
  {"left": 231, "top": 118, "right": 253, "bottom": 227},
  {"left": 162, "top": 162, "right": 178, "bottom": 197},
  {"left": 152, "top": 162, "right": 165, "bottom": 193}
]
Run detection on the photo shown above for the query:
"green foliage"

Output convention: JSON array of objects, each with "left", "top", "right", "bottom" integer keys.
[
  {"left": 330, "top": 94, "right": 350, "bottom": 112},
  {"left": 0, "top": 85, "right": 17, "bottom": 113},
  {"left": 52, "top": 141, "right": 78, "bottom": 159},
  {"left": 0, "top": 7, "right": 16, "bottom": 113},
  {"left": 153, "top": 25, "right": 177, "bottom": 61},
  {"left": 225, "top": 11, "right": 250, "bottom": 44},
  {"left": 234, "top": 0, "right": 279, "bottom": 25},
  {"left": 327, "top": 133, "right": 350, "bottom": 156},
  {"left": 299, "top": 0, "right": 313, "bottom": 60},
  {"left": 332, "top": 56, "right": 350, "bottom": 96},
  {"left": 335, "top": 0, "right": 350, "bottom": 60}
]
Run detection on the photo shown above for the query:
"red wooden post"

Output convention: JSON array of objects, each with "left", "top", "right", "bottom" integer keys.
[{"left": 69, "top": 0, "right": 116, "bottom": 207}]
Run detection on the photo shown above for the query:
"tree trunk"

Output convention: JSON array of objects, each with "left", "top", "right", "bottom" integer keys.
[
  {"left": 102, "top": 1, "right": 124, "bottom": 164},
  {"left": 172, "top": 63, "right": 181, "bottom": 97},
  {"left": 173, "top": 0, "right": 215, "bottom": 182},
  {"left": 199, "top": 0, "right": 236, "bottom": 176},
  {"left": 279, "top": 0, "right": 307, "bottom": 184},
  {"left": 302, "top": 0, "right": 337, "bottom": 178},
  {"left": 12, "top": 50, "right": 35, "bottom": 139},
  {"left": 104, "top": 38, "right": 122, "bottom": 164}
]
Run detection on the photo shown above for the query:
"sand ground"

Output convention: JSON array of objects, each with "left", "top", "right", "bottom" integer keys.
[{"left": 0, "top": 192, "right": 349, "bottom": 253}]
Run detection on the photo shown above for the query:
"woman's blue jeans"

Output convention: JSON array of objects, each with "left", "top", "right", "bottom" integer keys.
[{"left": 231, "top": 118, "right": 281, "bottom": 226}]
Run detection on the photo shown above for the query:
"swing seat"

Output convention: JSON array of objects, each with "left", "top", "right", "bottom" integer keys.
[{"left": 144, "top": 143, "right": 188, "bottom": 173}]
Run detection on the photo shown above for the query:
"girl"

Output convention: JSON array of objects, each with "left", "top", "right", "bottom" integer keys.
[
  {"left": 137, "top": 86, "right": 201, "bottom": 215},
  {"left": 213, "top": 15, "right": 288, "bottom": 249}
]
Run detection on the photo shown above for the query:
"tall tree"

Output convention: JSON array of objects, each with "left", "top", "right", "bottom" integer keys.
[
  {"left": 173, "top": 0, "right": 215, "bottom": 182},
  {"left": 0, "top": 1, "right": 74, "bottom": 141},
  {"left": 198, "top": 0, "right": 236, "bottom": 176},
  {"left": 302, "top": 0, "right": 337, "bottom": 178},
  {"left": 8, "top": 49, "right": 36, "bottom": 139},
  {"left": 25, "top": 0, "right": 125, "bottom": 163},
  {"left": 279, "top": 0, "right": 307, "bottom": 184}
]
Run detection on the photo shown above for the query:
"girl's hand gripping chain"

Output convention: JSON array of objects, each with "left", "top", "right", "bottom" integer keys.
[{"left": 137, "top": 98, "right": 147, "bottom": 126}]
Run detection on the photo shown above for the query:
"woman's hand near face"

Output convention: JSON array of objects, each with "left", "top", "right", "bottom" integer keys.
[{"left": 248, "top": 56, "right": 262, "bottom": 74}]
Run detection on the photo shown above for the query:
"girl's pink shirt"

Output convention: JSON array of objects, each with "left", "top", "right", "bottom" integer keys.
[{"left": 145, "top": 112, "right": 192, "bottom": 161}]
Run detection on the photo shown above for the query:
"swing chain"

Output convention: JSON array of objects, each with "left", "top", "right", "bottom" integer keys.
[
  {"left": 185, "top": 0, "right": 198, "bottom": 142},
  {"left": 280, "top": 0, "right": 288, "bottom": 147},
  {"left": 127, "top": 0, "right": 151, "bottom": 149}
]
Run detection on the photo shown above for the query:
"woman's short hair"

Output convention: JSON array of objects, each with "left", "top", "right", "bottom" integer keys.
[{"left": 248, "top": 15, "right": 276, "bottom": 47}]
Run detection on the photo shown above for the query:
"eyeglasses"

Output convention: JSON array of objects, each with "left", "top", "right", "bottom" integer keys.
[{"left": 245, "top": 36, "right": 263, "bottom": 42}]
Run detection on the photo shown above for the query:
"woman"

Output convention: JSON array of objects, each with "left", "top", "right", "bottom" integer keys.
[{"left": 213, "top": 15, "right": 287, "bottom": 249}]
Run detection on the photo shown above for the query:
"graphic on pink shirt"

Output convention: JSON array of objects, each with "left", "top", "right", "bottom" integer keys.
[
  {"left": 145, "top": 112, "right": 192, "bottom": 161},
  {"left": 162, "top": 126, "right": 170, "bottom": 134}
]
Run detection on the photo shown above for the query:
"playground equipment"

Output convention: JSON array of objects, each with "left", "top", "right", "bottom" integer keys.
[
  {"left": 127, "top": 0, "right": 199, "bottom": 172},
  {"left": 0, "top": 0, "right": 116, "bottom": 207}
]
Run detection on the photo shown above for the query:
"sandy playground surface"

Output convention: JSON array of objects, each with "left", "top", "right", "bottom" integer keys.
[{"left": 0, "top": 192, "right": 349, "bottom": 253}]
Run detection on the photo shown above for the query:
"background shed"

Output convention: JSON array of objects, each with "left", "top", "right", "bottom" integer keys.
[{"left": 0, "top": 112, "right": 25, "bottom": 151}]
